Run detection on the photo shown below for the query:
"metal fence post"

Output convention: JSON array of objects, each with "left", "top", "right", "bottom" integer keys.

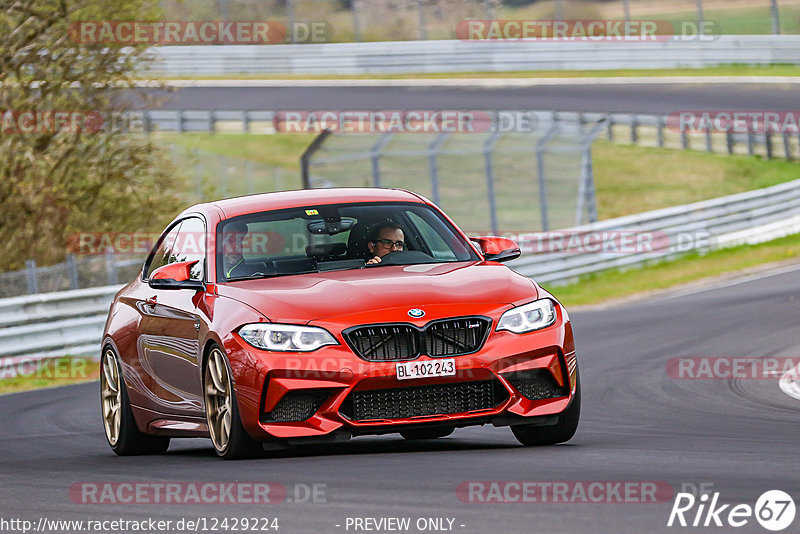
[
  {"left": 536, "top": 124, "right": 558, "bottom": 232},
  {"left": 747, "top": 126, "right": 754, "bottom": 156},
  {"left": 483, "top": 132, "right": 502, "bottom": 235},
  {"left": 771, "top": 0, "right": 781, "bottom": 35},
  {"left": 351, "top": 0, "right": 362, "bottom": 42},
  {"left": 630, "top": 114, "right": 638, "bottom": 144},
  {"left": 783, "top": 132, "right": 792, "bottom": 160},
  {"left": 66, "top": 253, "right": 79, "bottom": 290},
  {"left": 765, "top": 131, "right": 774, "bottom": 159},
  {"left": 287, "top": 0, "right": 296, "bottom": 43},
  {"left": 416, "top": 0, "right": 427, "bottom": 40},
  {"left": 696, "top": 0, "right": 705, "bottom": 30},
  {"left": 300, "top": 129, "right": 333, "bottom": 189},
  {"left": 143, "top": 111, "right": 152, "bottom": 134},
  {"left": 25, "top": 260, "right": 38, "bottom": 295},
  {"left": 483, "top": 0, "right": 494, "bottom": 19},
  {"left": 177, "top": 110, "right": 184, "bottom": 134},
  {"left": 681, "top": 130, "right": 690, "bottom": 150},
  {"left": 105, "top": 249, "right": 118, "bottom": 285},
  {"left": 208, "top": 110, "right": 216, "bottom": 133},
  {"left": 657, "top": 115, "right": 665, "bottom": 148},
  {"left": 726, "top": 131, "right": 735, "bottom": 154},
  {"left": 606, "top": 114, "right": 614, "bottom": 141},
  {"left": 576, "top": 120, "right": 604, "bottom": 226},
  {"left": 370, "top": 133, "right": 394, "bottom": 188},
  {"left": 622, "top": 0, "right": 631, "bottom": 23},
  {"left": 554, "top": 0, "right": 563, "bottom": 20},
  {"left": 427, "top": 133, "right": 450, "bottom": 206},
  {"left": 705, "top": 126, "right": 713, "bottom": 153}
]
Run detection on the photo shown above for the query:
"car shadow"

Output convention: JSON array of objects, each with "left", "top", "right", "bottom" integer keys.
[{"left": 164, "top": 435, "right": 525, "bottom": 460}]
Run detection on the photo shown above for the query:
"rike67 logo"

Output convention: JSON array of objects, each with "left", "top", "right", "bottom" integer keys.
[{"left": 668, "top": 490, "right": 796, "bottom": 531}]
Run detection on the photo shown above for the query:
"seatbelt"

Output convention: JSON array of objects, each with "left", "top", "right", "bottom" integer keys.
[{"left": 226, "top": 258, "right": 243, "bottom": 278}]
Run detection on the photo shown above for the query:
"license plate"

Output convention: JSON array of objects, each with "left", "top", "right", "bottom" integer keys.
[{"left": 396, "top": 358, "right": 456, "bottom": 381}]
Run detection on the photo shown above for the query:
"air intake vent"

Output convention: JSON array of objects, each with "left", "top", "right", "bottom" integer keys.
[
  {"left": 504, "top": 370, "right": 567, "bottom": 401},
  {"left": 339, "top": 380, "right": 507, "bottom": 421}
]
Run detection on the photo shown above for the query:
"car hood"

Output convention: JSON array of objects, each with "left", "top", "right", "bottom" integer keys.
[{"left": 216, "top": 261, "right": 538, "bottom": 325}]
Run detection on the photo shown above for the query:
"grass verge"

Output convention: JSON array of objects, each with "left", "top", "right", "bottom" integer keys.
[
  {"left": 0, "top": 357, "right": 100, "bottom": 395},
  {"left": 549, "top": 233, "right": 800, "bottom": 308}
]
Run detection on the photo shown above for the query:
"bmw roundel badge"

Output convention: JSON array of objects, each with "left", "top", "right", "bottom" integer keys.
[{"left": 408, "top": 308, "right": 425, "bottom": 318}]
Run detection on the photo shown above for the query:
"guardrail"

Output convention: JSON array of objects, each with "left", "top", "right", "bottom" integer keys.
[
  {"left": 2, "top": 177, "right": 800, "bottom": 371},
  {"left": 136, "top": 109, "right": 800, "bottom": 161},
  {"left": 508, "top": 178, "right": 800, "bottom": 284},
  {"left": 0, "top": 286, "right": 122, "bottom": 377},
  {"left": 145, "top": 36, "right": 800, "bottom": 75}
]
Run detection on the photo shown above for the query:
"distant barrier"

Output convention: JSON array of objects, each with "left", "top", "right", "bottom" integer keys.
[{"left": 145, "top": 36, "right": 800, "bottom": 76}]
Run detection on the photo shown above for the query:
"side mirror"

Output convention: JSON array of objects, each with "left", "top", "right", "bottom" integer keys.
[
  {"left": 148, "top": 261, "right": 205, "bottom": 291},
  {"left": 471, "top": 236, "right": 521, "bottom": 263}
]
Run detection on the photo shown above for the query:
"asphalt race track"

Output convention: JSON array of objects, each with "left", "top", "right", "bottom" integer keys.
[
  {"left": 148, "top": 83, "right": 800, "bottom": 114},
  {"left": 1, "top": 264, "right": 798, "bottom": 534}
]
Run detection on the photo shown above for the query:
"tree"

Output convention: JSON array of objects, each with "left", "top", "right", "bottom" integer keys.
[{"left": 0, "top": 0, "right": 182, "bottom": 271}]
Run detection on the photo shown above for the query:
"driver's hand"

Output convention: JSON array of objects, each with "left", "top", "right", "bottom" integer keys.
[{"left": 367, "top": 256, "right": 382, "bottom": 265}]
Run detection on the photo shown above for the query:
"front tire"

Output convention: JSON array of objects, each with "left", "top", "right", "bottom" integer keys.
[
  {"left": 101, "top": 347, "right": 170, "bottom": 455},
  {"left": 203, "top": 346, "right": 262, "bottom": 460},
  {"left": 512, "top": 368, "right": 581, "bottom": 446}
]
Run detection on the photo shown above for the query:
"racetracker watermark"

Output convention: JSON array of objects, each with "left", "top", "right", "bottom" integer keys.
[
  {"left": 456, "top": 20, "right": 719, "bottom": 41},
  {"left": 1, "top": 110, "right": 144, "bottom": 135},
  {"left": 69, "top": 482, "right": 326, "bottom": 505},
  {"left": 466, "top": 230, "right": 713, "bottom": 255},
  {"left": 0, "top": 357, "right": 95, "bottom": 381},
  {"left": 457, "top": 481, "right": 674, "bottom": 503},
  {"left": 69, "top": 21, "right": 329, "bottom": 44},
  {"left": 668, "top": 111, "right": 800, "bottom": 134},
  {"left": 273, "top": 110, "right": 542, "bottom": 134},
  {"left": 666, "top": 357, "right": 800, "bottom": 380}
]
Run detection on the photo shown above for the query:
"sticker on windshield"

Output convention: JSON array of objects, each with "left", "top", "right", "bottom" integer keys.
[{"left": 305, "top": 209, "right": 319, "bottom": 216}]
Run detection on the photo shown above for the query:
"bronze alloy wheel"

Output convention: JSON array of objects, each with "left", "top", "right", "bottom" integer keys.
[
  {"left": 101, "top": 349, "right": 122, "bottom": 446},
  {"left": 204, "top": 348, "right": 234, "bottom": 453}
]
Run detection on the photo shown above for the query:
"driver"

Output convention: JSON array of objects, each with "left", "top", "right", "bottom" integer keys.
[
  {"left": 222, "top": 221, "right": 252, "bottom": 278},
  {"left": 366, "top": 223, "right": 405, "bottom": 265}
]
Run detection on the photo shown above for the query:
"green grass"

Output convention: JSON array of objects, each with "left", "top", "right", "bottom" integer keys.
[
  {"left": 146, "top": 64, "right": 800, "bottom": 81},
  {"left": 160, "top": 133, "right": 800, "bottom": 220},
  {"left": 644, "top": 5, "right": 800, "bottom": 35},
  {"left": 593, "top": 141, "right": 800, "bottom": 219},
  {"left": 0, "top": 357, "right": 99, "bottom": 395},
  {"left": 550, "top": 232, "right": 800, "bottom": 307},
  {"left": 161, "top": 132, "right": 316, "bottom": 172}
]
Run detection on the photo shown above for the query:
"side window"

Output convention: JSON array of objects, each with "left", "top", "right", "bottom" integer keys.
[
  {"left": 145, "top": 223, "right": 181, "bottom": 279},
  {"left": 172, "top": 217, "right": 206, "bottom": 281},
  {"left": 406, "top": 212, "right": 457, "bottom": 261}
]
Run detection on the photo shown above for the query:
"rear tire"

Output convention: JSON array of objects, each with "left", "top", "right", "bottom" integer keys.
[
  {"left": 400, "top": 426, "right": 455, "bottom": 440},
  {"left": 101, "top": 347, "right": 170, "bottom": 455},
  {"left": 203, "top": 346, "right": 263, "bottom": 460},
  {"left": 512, "top": 368, "right": 581, "bottom": 446}
]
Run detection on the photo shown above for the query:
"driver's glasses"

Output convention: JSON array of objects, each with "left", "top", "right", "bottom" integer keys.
[{"left": 374, "top": 239, "right": 405, "bottom": 250}]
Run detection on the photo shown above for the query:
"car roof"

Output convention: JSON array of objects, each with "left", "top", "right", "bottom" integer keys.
[{"left": 182, "top": 188, "right": 427, "bottom": 220}]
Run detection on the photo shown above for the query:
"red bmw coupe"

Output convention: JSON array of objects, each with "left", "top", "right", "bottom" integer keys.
[{"left": 101, "top": 188, "right": 580, "bottom": 459}]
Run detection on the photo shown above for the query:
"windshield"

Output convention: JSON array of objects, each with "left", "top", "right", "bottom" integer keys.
[{"left": 216, "top": 202, "right": 478, "bottom": 282}]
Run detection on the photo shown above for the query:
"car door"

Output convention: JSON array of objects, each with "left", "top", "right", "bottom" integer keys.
[{"left": 136, "top": 216, "right": 207, "bottom": 417}]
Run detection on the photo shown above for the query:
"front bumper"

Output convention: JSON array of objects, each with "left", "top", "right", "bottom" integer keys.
[{"left": 224, "top": 306, "right": 578, "bottom": 441}]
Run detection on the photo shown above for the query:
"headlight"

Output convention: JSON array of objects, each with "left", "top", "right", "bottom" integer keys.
[
  {"left": 239, "top": 324, "right": 338, "bottom": 352},
  {"left": 496, "top": 299, "right": 557, "bottom": 334}
]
